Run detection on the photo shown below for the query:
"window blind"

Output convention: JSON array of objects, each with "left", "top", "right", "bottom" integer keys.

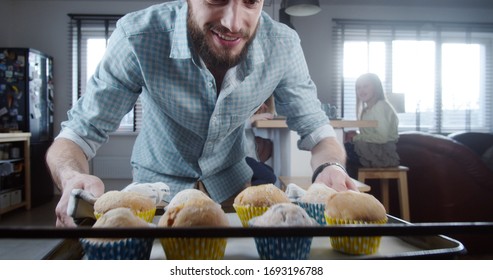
[
  {"left": 69, "top": 14, "right": 142, "bottom": 132},
  {"left": 332, "top": 19, "right": 493, "bottom": 133}
]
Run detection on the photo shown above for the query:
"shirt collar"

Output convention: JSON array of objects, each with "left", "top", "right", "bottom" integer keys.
[
  {"left": 245, "top": 16, "right": 266, "bottom": 67},
  {"left": 169, "top": 2, "right": 192, "bottom": 60}
]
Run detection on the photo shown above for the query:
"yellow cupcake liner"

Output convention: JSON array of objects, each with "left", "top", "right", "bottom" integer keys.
[
  {"left": 233, "top": 204, "right": 269, "bottom": 227},
  {"left": 325, "top": 215, "right": 388, "bottom": 255},
  {"left": 160, "top": 237, "right": 227, "bottom": 260},
  {"left": 94, "top": 208, "right": 156, "bottom": 223}
]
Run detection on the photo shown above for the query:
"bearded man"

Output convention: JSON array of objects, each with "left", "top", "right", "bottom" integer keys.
[{"left": 47, "top": 0, "right": 356, "bottom": 227}]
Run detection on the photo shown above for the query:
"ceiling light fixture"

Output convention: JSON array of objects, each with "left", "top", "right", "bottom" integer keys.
[{"left": 284, "top": 0, "right": 321, "bottom": 17}]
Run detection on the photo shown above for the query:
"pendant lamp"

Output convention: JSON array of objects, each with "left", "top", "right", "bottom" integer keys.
[{"left": 284, "top": 0, "right": 321, "bottom": 17}]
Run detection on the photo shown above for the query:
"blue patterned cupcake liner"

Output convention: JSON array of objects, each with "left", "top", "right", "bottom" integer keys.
[
  {"left": 80, "top": 237, "right": 154, "bottom": 260},
  {"left": 253, "top": 236, "right": 313, "bottom": 260},
  {"left": 296, "top": 202, "right": 326, "bottom": 225}
]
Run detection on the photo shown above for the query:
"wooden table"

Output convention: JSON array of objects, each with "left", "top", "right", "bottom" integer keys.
[
  {"left": 253, "top": 119, "right": 378, "bottom": 130},
  {"left": 279, "top": 176, "right": 371, "bottom": 193},
  {"left": 252, "top": 119, "right": 377, "bottom": 178}
]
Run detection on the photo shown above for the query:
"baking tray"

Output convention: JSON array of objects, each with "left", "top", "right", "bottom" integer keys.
[
  {"left": 1, "top": 212, "right": 479, "bottom": 259},
  {"left": 148, "top": 213, "right": 467, "bottom": 260}
]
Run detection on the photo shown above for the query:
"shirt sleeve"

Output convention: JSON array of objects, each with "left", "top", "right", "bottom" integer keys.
[
  {"left": 270, "top": 28, "right": 336, "bottom": 151},
  {"left": 297, "top": 124, "right": 337, "bottom": 151},
  {"left": 57, "top": 21, "right": 143, "bottom": 158},
  {"left": 55, "top": 128, "right": 99, "bottom": 160}
]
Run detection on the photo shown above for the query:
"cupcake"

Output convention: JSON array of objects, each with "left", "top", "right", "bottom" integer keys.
[
  {"left": 165, "top": 188, "right": 210, "bottom": 210},
  {"left": 94, "top": 190, "right": 156, "bottom": 222},
  {"left": 122, "top": 182, "right": 171, "bottom": 205},
  {"left": 80, "top": 207, "right": 154, "bottom": 260},
  {"left": 249, "top": 203, "right": 318, "bottom": 260},
  {"left": 297, "top": 183, "right": 337, "bottom": 225},
  {"left": 233, "top": 184, "right": 290, "bottom": 227},
  {"left": 158, "top": 190, "right": 229, "bottom": 260},
  {"left": 324, "top": 191, "right": 387, "bottom": 255}
]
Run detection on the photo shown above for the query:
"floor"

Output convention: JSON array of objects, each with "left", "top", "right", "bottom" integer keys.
[
  {"left": 0, "top": 196, "right": 58, "bottom": 227},
  {"left": 0, "top": 196, "right": 79, "bottom": 260}
]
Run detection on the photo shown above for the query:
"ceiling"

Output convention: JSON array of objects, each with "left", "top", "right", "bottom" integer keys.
[
  {"left": 266, "top": 0, "right": 493, "bottom": 8},
  {"left": 14, "top": 0, "right": 493, "bottom": 9}
]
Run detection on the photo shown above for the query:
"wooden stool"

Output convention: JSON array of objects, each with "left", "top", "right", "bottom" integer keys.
[{"left": 357, "top": 166, "right": 410, "bottom": 221}]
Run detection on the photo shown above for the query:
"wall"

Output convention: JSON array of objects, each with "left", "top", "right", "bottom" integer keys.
[
  {"left": 0, "top": 0, "right": 164, "bottom": 190},
  {"left": 0, "top": 1, "right": 10, "bottom": 43},
  {"left": 1, "top": 0, "right": 492, "bottom": 188}
]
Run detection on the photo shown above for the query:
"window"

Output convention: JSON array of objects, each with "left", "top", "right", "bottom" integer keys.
[
  {"left": 69, "top": 14, "right": 141, "bottom": 132},
  {"left": 332, "top": 20, "right": 493, "bottom": 133}
]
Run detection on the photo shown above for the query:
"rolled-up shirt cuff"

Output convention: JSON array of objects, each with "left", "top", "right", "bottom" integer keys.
[
  {"left": 297, "top": 124, "right": 337, "bottom": 151},
  {"left": 55, "top": 128, "right": 99, "bottom": 160}
]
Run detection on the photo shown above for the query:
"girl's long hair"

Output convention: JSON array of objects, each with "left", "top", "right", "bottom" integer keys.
[{"left": 355, "top": 73, "right": 387, "bottom": 120}]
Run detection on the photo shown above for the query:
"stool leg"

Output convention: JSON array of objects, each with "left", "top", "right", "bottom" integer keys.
[
  {"left": 380, "top": 179, "right": 390, "bottom": 213},
  {"left": 397, "top": 173, "right": 411, "bottom": 221},
  {"left": 357, "top": 172, "right": 365, "bottom": 183}
]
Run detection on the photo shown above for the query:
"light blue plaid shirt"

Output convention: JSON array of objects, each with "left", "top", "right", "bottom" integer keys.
[{"left": 58, "top": 2, "right": 335, "bottom": 202}]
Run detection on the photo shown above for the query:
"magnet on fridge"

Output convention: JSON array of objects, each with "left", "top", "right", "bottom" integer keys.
[
  {"left": 14, "top": 90, "right": 23, "bottom": 100},
  {"left": 5, "top": 51, "right": 15, "bottom": 60},
  {"left": 9, "top": 108, "right": 18, "bottom": 117},
  {"left": 0, "top": 107, "right": 7, "bottom": 117},
  {"left": 14, "top": 71, "right": 24, "bottom": 80},
  {"left": 17, "top": 56, "right": 25, "bottom": 67}
]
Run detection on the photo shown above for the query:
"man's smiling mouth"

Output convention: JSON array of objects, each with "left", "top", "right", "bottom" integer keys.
[{"left": 213, "top": 30, "right": 240, "bottom": 42}]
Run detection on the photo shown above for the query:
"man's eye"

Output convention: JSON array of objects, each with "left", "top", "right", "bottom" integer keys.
[
  {"left": 205, "top": 0, "right": 262, "bottom": 7},
  {"left": 206, "top": 0, "right": 228, "bottom": 5},
  {"left": 244, "top": 0, "right": 262, "bottom": 6}
]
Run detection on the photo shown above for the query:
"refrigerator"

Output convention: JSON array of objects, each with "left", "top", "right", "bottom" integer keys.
[{"left": 0, "top": 48, "right": 55, "bottom": 207}]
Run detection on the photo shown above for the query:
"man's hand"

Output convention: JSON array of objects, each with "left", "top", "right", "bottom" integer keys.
[
  {"left": 55, "top": 173, "right": 104, "bottom": 227},
  {"left": 313, "top": 164, "right": 358, "bottom": 192},
  {"left": 46, "top": 138, "right": 105, "bottom": 227},
  {"left": 310, "top": 137, "right": 357, "bottom": 192}
]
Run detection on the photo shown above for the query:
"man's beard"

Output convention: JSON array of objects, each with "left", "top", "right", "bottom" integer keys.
[{"left": 188, "top": 10, "right": 257, "bottom": 70}]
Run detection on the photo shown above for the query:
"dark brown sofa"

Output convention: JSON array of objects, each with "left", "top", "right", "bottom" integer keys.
[{"left": 393, "top": 131, "right": 493, "bottom": 254}]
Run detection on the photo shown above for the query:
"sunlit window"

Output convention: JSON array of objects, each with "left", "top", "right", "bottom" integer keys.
[
  {"left": 86, "top": 38, "right": 134, "bottom": 131},
  {"left": 70, "top": 14, "right": 138, "bottom": 133},
  {"left": 332, "top": 20, "right": 493, "bottom": 133}
]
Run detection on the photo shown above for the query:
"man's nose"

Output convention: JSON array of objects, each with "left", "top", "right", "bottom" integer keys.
[{"left": 221, "top": 1, "right": 242, "bottom": 33}]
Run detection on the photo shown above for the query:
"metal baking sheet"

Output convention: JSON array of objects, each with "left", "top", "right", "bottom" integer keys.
[
  {"left": 149, "top": 213, "right": 466, "bottom": 260},
  {"left": 0, "top": 213, "right": 477, "bottom": 259}
]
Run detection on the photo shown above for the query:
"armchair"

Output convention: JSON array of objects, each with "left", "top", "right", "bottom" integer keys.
[{"left": 395, "top": 131, "right": 493, "bottom": 254}]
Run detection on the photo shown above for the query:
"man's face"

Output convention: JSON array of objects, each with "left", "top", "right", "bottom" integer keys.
[{"left": 187, "top": 0, "right": 263, "bottom": 69}]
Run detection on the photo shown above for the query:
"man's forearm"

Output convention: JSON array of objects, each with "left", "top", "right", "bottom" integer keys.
[
  {"left": 310, "top": 137, "right": 347, "bottom": 170},
  {"left": 45, "top": 138, "right": 89, "bottom": 191}
]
